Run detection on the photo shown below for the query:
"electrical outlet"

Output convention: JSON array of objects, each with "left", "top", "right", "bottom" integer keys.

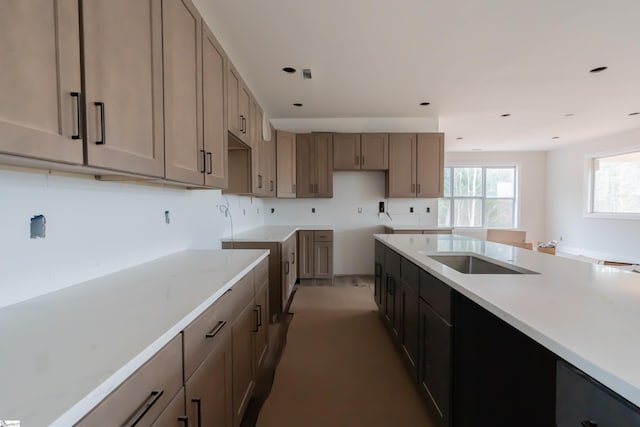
[
  {"left": 379, "top": 201, "right": 385, "bottom": 213},
  {"left": 312, "top": 208, "right": 316, "bottom": 213},
  {"left": 30, "top": 215, "right": 46, "bottom": 239},
  {"left": 409, "top": 207, "right": 414, "bottom": 213},
  {"left": 271, "top": 208, "right": 275, "bottom": 214},
  {"left": 164, "top": 210, "right": 170, "bottom": 224},
  {"left": 426, "top": 207, "right": 430, "bottom": 213},
  {"left": 357, "top": 207, "right": 363, "bottom": 214}
]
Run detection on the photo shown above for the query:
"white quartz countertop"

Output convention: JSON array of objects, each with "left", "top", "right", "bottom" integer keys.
[
  {"left": 375, "top": 234, "right": 640, "bottom": 407},
  {"left": 385, "top": 225, "right": 453, "bottom": 231},
  {"left": 223, "top": 225, "right": 334, "bottom": 243},
  {"left": 0, "top": 249, "right": 268, "bottom": 427}
]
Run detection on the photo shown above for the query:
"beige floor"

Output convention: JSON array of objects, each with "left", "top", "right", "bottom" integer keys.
[{"left": 256, "top": 285, "right": 435, "bottom": 427}]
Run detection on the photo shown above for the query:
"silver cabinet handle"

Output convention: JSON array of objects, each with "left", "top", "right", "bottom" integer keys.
[{"left": 205, "top": 320, "right": 226, "bottom": 338}]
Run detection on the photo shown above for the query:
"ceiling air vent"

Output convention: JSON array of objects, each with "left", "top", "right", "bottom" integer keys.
[{"left": 302, "top": 68, "right": 312, "bottom": 79}]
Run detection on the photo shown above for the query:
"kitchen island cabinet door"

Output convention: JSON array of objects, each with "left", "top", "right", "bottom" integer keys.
[
  {"left": 82, "top": 0, "right": 165, "bottom": 177},
  {"left": 0, "top": 0, "right": 83, "bottom": 164},
  {"left": 374, "top": 241, "right": 386, "bottom": 310},
  {"left": 185, "top": 329, "right": 233, "bottom": 427}
]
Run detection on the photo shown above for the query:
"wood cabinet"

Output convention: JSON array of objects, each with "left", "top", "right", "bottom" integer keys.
[
  {"left": 399, "top": 258, "right": 420, "bottom": 379},
  {"left": 281, "top": 233, "right": 298, "bottom": 306},
  {"left": 254, "top": 261, "right": 269, "bottom": 369},
  {"left": 385, "top": 227, "right": 453, "bottom": 235},
  {"left": 232, "top": 300, "right": 256, "bottom": 427},
  {"left": 251, "top": 99, "right": 264, "bottom": 195},
  {"left": 387, "top": 133, "right": 444, "bottom": 198},
  {"left": 152, "top": 388, "right": 188, "bottom": 427},
  {"left": 374, "top": 241, "right": 386, "bottom": 311},
  {"left": 333, "top": 133, "right": 389, "bottom": 170},
  {"left": 76, "top": 335, "right": 183, "bottom": 426},
  {"left": 0, "top": 0, "right": 83, "bottom": 164},
  {"left": 298, "top": 230, "right": 333, "bottom": 280},
  {"left": 227, "top": 64, "right": 250, "bottom": 145},
  {"left": 296, "top": 133, "right": 333, "bottom": 198},
  {"left": 82, "top": 0, "right": 165, "bottom": 177},
  {"left": 276, "top": 131, "right": 297, "bottom": 198}
]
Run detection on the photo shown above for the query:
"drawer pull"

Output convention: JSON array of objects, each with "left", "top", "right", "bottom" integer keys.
[
  {"left": 205, "top": 320, "right": 226, "bottom": 338},
  {"left": 121, "top": 389, "right": 163, "bottom": 427},
  {"left": 581, "top": 421, "right": 598, "bottom": 427},
  {"left": 192, "top": 398, "right": 202, "bottom": 427},
  {"left": 199, "top": 149, "right": 206, "bottom": 173},
  {"left": 178, "top": 416, "right": 189, "bottom": 427},
  {"left": 94, "top": 102, "right": 106, "bottom": 145},
  {"left": 257, "top": 304, "right": 262, "bottom": 327},
  {"left": 285, "top": 260, "right": 290, "bottom": 274},
  {"left": 206, "top": 152, "right": 213, "bottom": 175},
  {"left": 253, "top": 308, "right": 260, "bottom": 332},
  {"left": 71, "top": 92, "right": 81, "bottom": 139}
]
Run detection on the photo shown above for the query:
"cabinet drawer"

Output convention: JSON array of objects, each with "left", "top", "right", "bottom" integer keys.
[
  {"left": 419, "top": 270, "right": 451, "bottom": 322},
  {"left": 400, "top": 258, "right": 419, "bottom": 292},
  {"left": 76, "top": 335, "right": 182, "bottom": 427},
  {"left": 313, "top": 230, "right": 333, "bottom": 242},
  {"left": 556, "top": 360, "right": 640, "bottom": 426},
  {"left": 230, "top": 270, "right": 254, "bottom": 313},
  {"left": 183, "top": 289, "right": 235, "bottom": 381}
]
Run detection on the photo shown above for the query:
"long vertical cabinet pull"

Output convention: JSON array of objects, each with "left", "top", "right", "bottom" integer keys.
[
  {"left": 206, "top": 152, "right": 213, "bottom": 174},
  {"left": 121, "top": 390, "right": 164, "bottom": 427},
  {"left": 94, "top": 102, "right": 106, "bottom": 145},
  {"left": 256, "top": 304, "right": 262, "bottom": 327},
  {"left": 178, "top": 416, "right": 189, "bottom": 427},
  {"left": 253, "top": 308, "right": 260, "bottom": 332},
  {"left": 191, "top": 398, "right": 202, "bottom": 427},
  {"left": 71, "top": 92, "right": 81, "bottom": 139}
]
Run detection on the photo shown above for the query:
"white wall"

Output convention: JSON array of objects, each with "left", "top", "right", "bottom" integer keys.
[
  {"left": 264, "top": 172, "right": 440, "bottom": 275},
  {"left": 546, "top": 128, "right": 640, "bottom": 263},
  {"left": 445, "top": 151, "right": 547, "bottom": 243},
  {"left": 0, "top": 168, "right": 263, "bottom": 308}
]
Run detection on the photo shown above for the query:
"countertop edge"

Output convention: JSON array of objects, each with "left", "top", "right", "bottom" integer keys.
[{"left": 222, "top": 225, "right": 334, "bottom": 243}]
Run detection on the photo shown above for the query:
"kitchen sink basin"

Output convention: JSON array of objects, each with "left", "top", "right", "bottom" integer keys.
[{"left": 428, "top": 254, "right": 538, "bottom": 275}]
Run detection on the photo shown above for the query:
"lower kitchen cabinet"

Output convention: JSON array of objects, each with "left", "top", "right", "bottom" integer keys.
[
  {"left": 399, "top": 258, "right": 419, "bottom": 379},
  {"left": 75, "top": 335, "right": 183, "bottom": 426},
  {"left": 152, "top": 388, "right": 188, "bottom": 426},
  {"left": 298, "top": 230, "right": 334, "bottom": 280},
  {"left": 374, "top": 241, "right": 385, "bottom": 310},
  {"left": 281, "top": 233, "right": 298, "bottom": 307},
  {"left": 383, "top": 247, "right": 400, "bottom": 332},
  {"left": 254, "top": 262, "right": 270, "bottom": 369}
]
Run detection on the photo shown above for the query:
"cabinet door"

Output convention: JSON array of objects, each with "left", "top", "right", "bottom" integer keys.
[
  {"left": 232, "top": 302, "right": 256, "bottom": 427},
  {"left": 333, "top": 133, "right": 361, "bottom": 170},
  {"left": 387, "top": 133, "right": 417, "bottom": 197},
  {"left": 151, "top": 388, "right": 187, "bottom": 427},
  {"left": 314, "top": 241, "right": 333, "bottom": 279},
  {"left": 314, "top": 133, "right": 334, "bottom": 197},
  {"left": 419, "top": 299, "right": 451, "bottom": 427},
  {"left": 276, "top": 131, "right": 297, "bottom": 198},
  {"left": 0, "top": 0, "right": 83, "bottom": 164},
  {"left": 267, "top": 128, "right": 277, "bottom": 196},
  {"left": 416, "top": 133, "right": 444, "bottom": 198},
  {"left": 185, "top": 330, "right": 233, "bottom": 427},
  {"left": 281, "top": 237, "right": 292, "bottom": 306},
  {"left": 296, "top": 134, "right": 314, "bottom": 198},
  {"left": 297, "top": 231, "right": 314, "bottom": 279},
  {"left": 239, "top": 83, "right": 251, "bottom": 145},
  {"left": 400, "top": 261, "right": 420, "bottom": 380},
  {"left": 361, "top": 133, "right": 389, "bottom": 170},
  {"left": 227, "top": 65, "right": 241, "bottom": 138},
  {"left": 82, "top": 0, "right": 164, "bottom": 176},
  {"left": 203, "top": 23, "right": 228, "bottom": 188},
  {"left": 254, "top": 281, "right": 269, "bottom": 369},
  {"left": 251, "top": 101, "right": 264, "bottom": 195},
  {"left": 374, "top": 241, "right": 385, "bottom": 310},
  {"left": 289, "top": 235, "right": 298, "bottom": 291},
  {"left": 163, "top": 0, "right": 203, "bottom": 185},
  {"left": 383, "top": 248, "right": 401, "bottom": 330}
]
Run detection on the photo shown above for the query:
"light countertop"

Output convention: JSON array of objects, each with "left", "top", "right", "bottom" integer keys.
[
  {"left": 375, "top": 234, "right": 640, "bottom": 407},
  {"left": 385, "top": 225, "right": 453, "bottom": 231},
  {"left": 0, "top": 249, "right": 268, "bottom": 427},
  {"left": 223, "top": 225, "right": 334, "bottom": 243}
]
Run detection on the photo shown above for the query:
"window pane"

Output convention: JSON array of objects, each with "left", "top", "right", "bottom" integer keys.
[
  {"left": 444, "top": 168, "right": 451, "bottom": 197},
  {"left": 453, "top": 198, "right": 482, "bottom": 227},
  {"left": 593, "top": 152, "right": 640, "bottom": 213},
  {"left": 438, "top": 199, "right": 451, "bottom": 227},
  {"left": 486, "top": 168, "right": 515, "bottom": 198},
  {"left": 453, "top": 167, "right": 482, "bottom": 196},
  {"left": 485, "top": 199, "right": 514, "bottom": 228}
]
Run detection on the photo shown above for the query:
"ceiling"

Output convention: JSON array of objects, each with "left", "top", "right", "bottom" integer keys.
[{"left": 196, "top": 0, "right": 640, "bottom": 151}]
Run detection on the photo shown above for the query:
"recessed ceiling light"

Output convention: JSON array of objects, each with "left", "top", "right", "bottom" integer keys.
[
  {"left": 501, "top": 113, "right": 511, "bottom": 117},
  {"left": 552, "top": 136, "right": 560, "bottom": 140},
  {"left": 456, "top": 137, "right": 464, "bottom": 140},
  {"left": 293, "top": 103, "right": 303, "bottom": 107},
  {"left": 590, "top": 66, "right": 608, "bottom": 73},
  {"left": 282, "top": 67, "right": 296, "bottom": 73},
  {"left": 420, "top": 102, "right": 430, "bottom": 106},
  {"left": 564, "top": 113, "right": 575, "bottom": 117},
  {"left": 629, "top": 112, "right": 640, "bottom": 116}
]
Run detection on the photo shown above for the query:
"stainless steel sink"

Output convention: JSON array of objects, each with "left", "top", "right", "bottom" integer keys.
[{"left": 428, "top": 255, "right": 538, "bottom": 274}]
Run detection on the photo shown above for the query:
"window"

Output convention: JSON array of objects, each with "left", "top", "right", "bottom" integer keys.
[
  {"left": 438, "top": 166, "right": 517, "bottom": 228},
  {"left": 590, "top": 150, "right": 640, "bottom": 215}
]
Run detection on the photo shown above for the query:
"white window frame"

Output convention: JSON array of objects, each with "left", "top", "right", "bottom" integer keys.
[
  {"left": 584, "top": 146, "right": 640, "bottom": 220},
  {"left": 440, "top": 164, "right": 519, "bottom": 229}
]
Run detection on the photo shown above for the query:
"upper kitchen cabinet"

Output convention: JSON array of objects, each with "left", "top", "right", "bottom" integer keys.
[
  {"left": 227, "top": 63, "right": 251, "bottom": 145},
  {"left": 276, "top": 130, "right": 297, "bottom": 198},
  {"left": 333, "top": 133, "right": 389, "bottom": 170},
  {"left": 82, "top": 0, "right": 165, "bottom": 177},
  {"left": 162, "top": 0, "right": 203, "bottom": 185},
  {"left": 297, "top": 133, "right": 333, "bottom": 198},
  {"left": 0, "top": 0, "right": 83, "bottom": 164},
  {"left": 387, "top": 133, "right": 444, "bottom": 198},
  {"left": 251, "top": 99, "right": 264, "bottom": 196}
]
